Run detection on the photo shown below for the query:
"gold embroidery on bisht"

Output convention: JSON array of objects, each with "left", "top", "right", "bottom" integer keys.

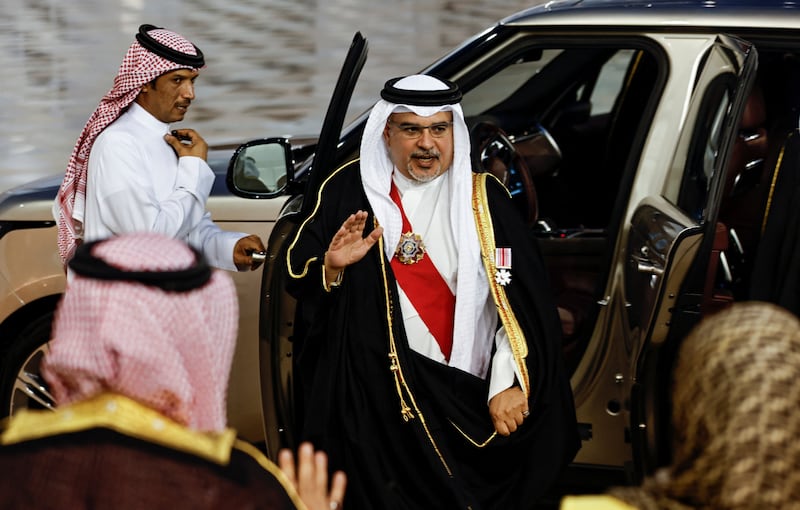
[
  {"left": 286, "top": 159, "right": 360, "bottom": 280},
  {"left": 471, "top": 172, "right": 530, "bottom": 398},
  {"left": 378, "top": 235, "right": 453, "bottom": 476}
]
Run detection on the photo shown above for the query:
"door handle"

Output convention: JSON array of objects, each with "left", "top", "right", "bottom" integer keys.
[{"left": 635, "top": 260, "right": 664, "bottom": 276}]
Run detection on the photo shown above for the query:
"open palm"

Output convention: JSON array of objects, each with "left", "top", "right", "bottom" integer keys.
[{"left": 325, "top": 210, "right": 383, "bottom": 270}]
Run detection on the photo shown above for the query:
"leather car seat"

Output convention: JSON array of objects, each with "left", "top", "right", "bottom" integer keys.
[{"left": 704, "top": 83, "right": 769, "bottom": 311}]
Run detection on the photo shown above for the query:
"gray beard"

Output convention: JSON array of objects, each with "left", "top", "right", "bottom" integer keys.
[{"left": 405, "top": 162, "right": 444, "bottom": 183}]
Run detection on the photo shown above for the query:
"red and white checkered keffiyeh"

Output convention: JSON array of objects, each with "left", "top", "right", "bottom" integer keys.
[
  {"left": 54, "top": 26, "right": 204, "bottom": 265},
  {"left": 42, "top": 232, "right": 238, "bottom": 432}
]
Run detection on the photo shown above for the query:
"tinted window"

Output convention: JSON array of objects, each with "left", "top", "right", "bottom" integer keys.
[
  {"left": 461, "top": 44, "right": 661, "bottom": 230},
  {"left": 457, "top": 40, "right": 664, "bottom": 373},
  {"left": 675, "top": 77, "right": 735, "bottom": 220}
]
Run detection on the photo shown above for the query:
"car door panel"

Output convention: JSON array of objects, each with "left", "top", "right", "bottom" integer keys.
[
  {"left": 626, "top": 199, "right": 702, "bottom": 353},
  {"left": 627, "top": 35, "right": 757, "bottom": 478},
  {"left": 257, "top": 33, "right": 368, "bottom": 459}
]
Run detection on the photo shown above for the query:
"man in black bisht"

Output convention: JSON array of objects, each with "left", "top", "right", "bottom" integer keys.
[{"left": 285, "top": 74, "right": 580, "bottom": 509}]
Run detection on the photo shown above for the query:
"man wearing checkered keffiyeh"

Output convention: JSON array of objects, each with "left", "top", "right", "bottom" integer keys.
[
  {"left": 0, "top": 232, "right": 345, "bottom": 509},
  {"left": 53, "top": 24, "right": 264, "bottom": 272}
]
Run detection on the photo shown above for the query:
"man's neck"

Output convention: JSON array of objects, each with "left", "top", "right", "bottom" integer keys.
[
  {"left": 128, "top": 102, "right": 170, "bottom": 131},
  {"left": 392, "top": 167, "right": 448, "bottom": 191}
]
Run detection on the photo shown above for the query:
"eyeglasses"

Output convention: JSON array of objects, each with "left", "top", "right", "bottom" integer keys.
[{"left": 387, "top": 121, "right": 453, "bottom": 139}]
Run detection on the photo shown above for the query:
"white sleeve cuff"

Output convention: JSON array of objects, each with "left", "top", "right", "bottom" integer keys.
[{"left": 487, "top": 326, "right": 523, "bottom": 403}]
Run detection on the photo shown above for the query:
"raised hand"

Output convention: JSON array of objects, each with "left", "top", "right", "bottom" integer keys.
[
  {"left": 278, "top": 442, "right": 347, "bottom": 510},
  {"left": 324, "top": 210, "right": 383, "bottom": 284}
]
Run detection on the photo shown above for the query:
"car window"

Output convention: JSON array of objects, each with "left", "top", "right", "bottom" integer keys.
[
  {"left": 591, "top": 50, "right": 636, "bottom": 115},
  {"left": 461, "top": 49, "right": 562, "bottom": 117},
  {"left": 671, "top": 76, "right": 735, "bottom": 220},
  {"left": 461, "top": 43, "right": 661, "bottom": 231},
  {"left": 457, "top": 39, "right": 664, "bottom": 374}
]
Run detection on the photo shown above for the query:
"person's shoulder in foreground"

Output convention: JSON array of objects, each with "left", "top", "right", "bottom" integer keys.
[
  {"left": 0, "top": 232, "right": 343, "bottom": 510},
  {"left": 561, "top": 495, "right": 637, "bottom": 510},
  {"left": 561, "top": 301, "right": 800, "bottom": 509}
]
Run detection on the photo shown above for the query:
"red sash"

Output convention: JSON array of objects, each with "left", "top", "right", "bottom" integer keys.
[{"left": 389, "top": 182, "right": 455, "bottom": 360}]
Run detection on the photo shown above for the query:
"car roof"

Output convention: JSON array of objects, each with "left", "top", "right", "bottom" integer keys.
[{"left": 503, "top": 0, "right": 800, "bottom": 31}]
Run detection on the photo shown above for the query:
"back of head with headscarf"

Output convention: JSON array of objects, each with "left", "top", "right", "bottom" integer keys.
[
  {"left": 610, "top": 302, "right": 800, "bottom": 509},
  {"left": 359, "top": 74, "right": 494, "bottom": 376},
  {"left": 42, "top": 232, "right": 238, "bottom": 432},
  {"left": 53, "top": 25, "right": 205, "bottom": 265}
]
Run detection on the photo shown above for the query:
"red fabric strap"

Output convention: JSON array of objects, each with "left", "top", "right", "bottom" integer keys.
[{"left": 389, "top": 182, "right": 455, "bottom": 360}]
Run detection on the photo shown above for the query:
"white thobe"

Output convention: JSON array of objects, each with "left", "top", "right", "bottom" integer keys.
[
  {"left": 84, "top": 103, "right": 244, "bottom": 270},
  {"left": 391, "top": 171, "right": 522, "bottom": 402}
]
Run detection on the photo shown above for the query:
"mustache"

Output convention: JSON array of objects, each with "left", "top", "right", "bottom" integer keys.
[{"left": 411, "top": 150, "right": 440, "bottom": 159}]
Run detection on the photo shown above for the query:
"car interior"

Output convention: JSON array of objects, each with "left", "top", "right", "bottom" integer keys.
[
  {"left": 257, "top": 34, "right": 800, "bottom": 480},
  {"left": 457, "top": 37, "right": 800, "bottom": 480},
  {"left": 713, "top": 50, "right": 800, "bottom": 312},
  {"left": 460, "top": 41, "right": 664, "bottom": 374},
  {"left": 458, "top": 36, "right": 800, "bottom": 375},
  {"left": 633, "top": 46, "right": 800, "bottom": 477}
]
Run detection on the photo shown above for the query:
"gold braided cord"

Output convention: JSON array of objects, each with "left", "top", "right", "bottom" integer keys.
[
  {"left": 760, "top": 135, "right": 792, "bottom": 236},
  {"left": 379, "top": 233, "right": 453, "bottom": 476},
  {"left": 448, "top": 419, "right": 498, "bottom": 448}
]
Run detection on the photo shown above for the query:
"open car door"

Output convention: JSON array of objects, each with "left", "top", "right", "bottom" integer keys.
[
  {"left": 256, "top": 33, "right": 368, "bottom": 459},
  {"left": 626, "top": 35, "right": 757, "bottom": 479}
]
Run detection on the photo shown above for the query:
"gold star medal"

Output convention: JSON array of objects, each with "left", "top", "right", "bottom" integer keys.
[
  {"left": 396, "top": 232, "right": 425, "bottom": 264},
  {"left": 495, "top": 247, "right": 512, "bottom": 286}
]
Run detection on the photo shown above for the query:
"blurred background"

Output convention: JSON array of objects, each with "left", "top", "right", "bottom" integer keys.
[{"left": 0, "top": 0, "right": 537, "bottom": 192}]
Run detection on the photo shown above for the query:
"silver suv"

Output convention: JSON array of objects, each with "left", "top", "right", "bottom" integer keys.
[
  {"left": 228, "top": 0, "right": 800, "bottom": 500},
  {"left": 3, "top": 0, "right": 800, "bottom": 501},
  {"left": 0, "top": 148, "right": 285, "bottom": 443}
]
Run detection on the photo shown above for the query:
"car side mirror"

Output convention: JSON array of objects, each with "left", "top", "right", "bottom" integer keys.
[{"left": 227, "top": 138, "right": 294, "bottom": 198}]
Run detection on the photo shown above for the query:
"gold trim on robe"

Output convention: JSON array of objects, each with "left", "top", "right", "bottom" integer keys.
[
  {"left": 286, "top": 159, "right": 361, "bottom": 281},
  {"left": 0, "top": 393, "right": 236, "bottom": 464},
  {"left": 1, "top": 393, "right": 307, "bottom": 509},
  {"left": 471, "top": 172, "right": 531, "bottom": 398}
]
